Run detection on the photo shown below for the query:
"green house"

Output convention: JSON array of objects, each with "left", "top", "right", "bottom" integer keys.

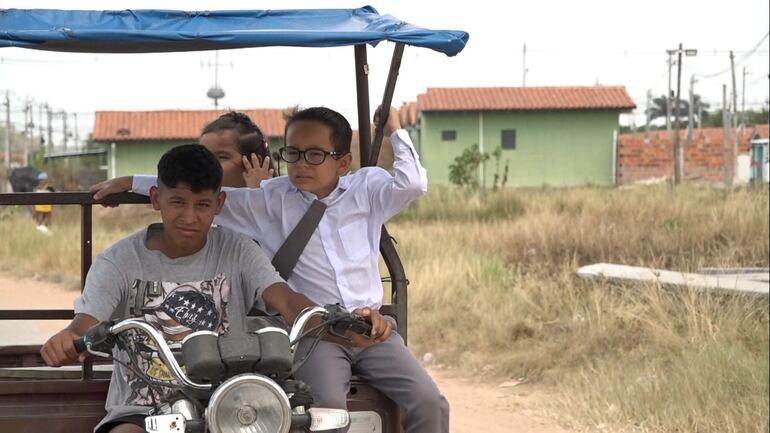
[
  {"left": 93, "top": 109, "right": 287, "bottom": 178},
  {"left": 410, "top": 86, "right": 636, "bottom": 187}
]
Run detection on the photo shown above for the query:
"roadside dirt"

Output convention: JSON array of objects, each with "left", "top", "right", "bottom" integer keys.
[{"left": 0, "top": 272, "right": 574, "bottom": 433}]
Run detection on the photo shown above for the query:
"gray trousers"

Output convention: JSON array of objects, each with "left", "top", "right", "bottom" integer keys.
[{"left": 294, "top": 331, "right": 449, "bottom": 433}]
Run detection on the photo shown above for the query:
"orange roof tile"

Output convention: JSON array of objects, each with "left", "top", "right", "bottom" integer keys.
[
  {"left": 398, "top": 102, "right": 418, "bottom": 127},
  {"left": 417, "top": 86, "right": 636, "bottom": 112},
  {"left": 93, "top": 109, "right": 286, "bottom": 142}
]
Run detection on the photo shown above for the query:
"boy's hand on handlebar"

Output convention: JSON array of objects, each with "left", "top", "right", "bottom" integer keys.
[
  {"left": 351, "top": 307, "right": 391, "bottom": 345},
  {"left": 40, "top": 328, "right": 85, "bottom": 367},
  {"left": 242, "top": 153, "right": 274, "bottom": 187},
  {"left": 90, "top": 176, "right": 133, "bottom": 206}
]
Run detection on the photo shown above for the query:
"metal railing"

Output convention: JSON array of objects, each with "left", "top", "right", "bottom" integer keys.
[{"left": 0, "top": 190, "right": 408, "bottom": 340}]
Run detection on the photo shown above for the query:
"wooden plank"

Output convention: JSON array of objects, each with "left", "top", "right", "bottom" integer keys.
[{"left": 577, "top": 263, "right": 769, "bottom": 296}]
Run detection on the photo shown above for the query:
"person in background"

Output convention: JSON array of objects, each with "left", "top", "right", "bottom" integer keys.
[{"left": 33, "top": 171, "right": 55, "bottom": 234}]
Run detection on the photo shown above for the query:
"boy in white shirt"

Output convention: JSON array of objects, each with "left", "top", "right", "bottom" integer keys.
[{"left": 93, "top": 106, "right": 448, "bottom": 433}]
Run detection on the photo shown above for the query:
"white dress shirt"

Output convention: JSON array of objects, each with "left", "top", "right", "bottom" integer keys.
[{"left": 133, "top": 130, "right": 427, "bottom": 311}]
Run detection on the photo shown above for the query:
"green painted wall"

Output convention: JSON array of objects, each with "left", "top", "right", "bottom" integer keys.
[
  {"left": 417, "top": 110, "right": 620, "bottom": 187},
  {"left": 103, "top": 140, "right": 186, "bottom": 178},
  {"left": 102, "top": 137, "right": 285, "bottom": 178}
]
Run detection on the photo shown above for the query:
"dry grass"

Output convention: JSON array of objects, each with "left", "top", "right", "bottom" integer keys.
[
  {"left": 390, "top": 184, "right": 768, "bottom": 433},
  {"left": 0, "top": 204, "right": 158, "bottom": 288},
  {"left": 0, "top": 184, "right": 767, "bottom": 432}
]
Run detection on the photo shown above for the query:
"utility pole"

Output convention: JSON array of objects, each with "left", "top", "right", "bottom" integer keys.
[
  {"left": 645, "top": 90, "right": 652, "bottom": 143},
  {"left": 73, "top": 112, "right": 80, "bottom": 151},
  {"left": 740, "top": 67, "right": 747, "bottom": 131},
  {"left": 670, "top": 44, "right": 697, "bottom": 185},
  {"left": 61, "top": 110, "right": 68, "bottom": 152},
  {"left": 666, "top": 50, "right": 674, "bottom": 139},
  {"left": 3, "top": 92, "right": 10, "bottom": 170},
  {"left": 22, "top": 100, "right": 29, "bottom": 166},
  {"left": 522, "top": 43, "right": 527, "bottom": 87},
  {"left": 687, "top": 75, "right": 695, "bottom": 143},
  {"left": 730, "top": 51, "right": 738, "bottom": 185},
  {"left": 37, "top": 103, "right": 44, "bottom": 148},
  {"left": 24, "top": 98, "right": 33, "bottom": 165},
  {"left": 46, "top": 105, "right": 53, "bottom": 155},
  {"left": 722, "top": 84, "right": 730, "bottom": 188},
  {"left": 673, "top": 44, "right": 683, "bottom": 184}
]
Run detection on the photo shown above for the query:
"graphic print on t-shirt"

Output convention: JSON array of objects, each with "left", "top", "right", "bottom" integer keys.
[{"left": 123, "top": 273, "right": 230, "bottom": 406}]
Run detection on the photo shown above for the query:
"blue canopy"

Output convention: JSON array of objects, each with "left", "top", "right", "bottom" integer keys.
[{"left": 0, "top": 6, "right": 468, "bottom": 56}]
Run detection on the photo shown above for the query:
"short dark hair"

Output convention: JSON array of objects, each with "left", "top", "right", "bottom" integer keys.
[
  {"left": 201, "top": 111, "right": 275, "bottom": 175},
  {"left": 157, "top": 144, "right": 222, "bottom": 192},
  {"left": 284, "top": 107, "right": 352, "bottom": 154}
]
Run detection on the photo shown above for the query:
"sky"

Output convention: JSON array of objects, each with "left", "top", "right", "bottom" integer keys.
[{"left": 1, "top": 0, "right": 768, "bottom": 149}]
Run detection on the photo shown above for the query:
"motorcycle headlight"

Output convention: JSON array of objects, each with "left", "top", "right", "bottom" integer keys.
[{"left": 206, "top": 374, "right": 291, "bottom": 433}]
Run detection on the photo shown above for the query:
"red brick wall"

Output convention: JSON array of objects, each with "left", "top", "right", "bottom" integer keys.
[{"left": 617, "top": 127, "right": 762, "bottom": 184}]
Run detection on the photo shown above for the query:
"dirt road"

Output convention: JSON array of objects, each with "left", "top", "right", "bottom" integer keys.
[{"left": 0, "top": 272, "right": 572, "bottom": 433}]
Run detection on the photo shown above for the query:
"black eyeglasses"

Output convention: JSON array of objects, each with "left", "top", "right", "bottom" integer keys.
[{"left": 279, "top": 146, "right": 345, "bottom": 165}]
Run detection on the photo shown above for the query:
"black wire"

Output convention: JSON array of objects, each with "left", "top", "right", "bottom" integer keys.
[
  {"left": 289, "top": 317, "right": 337, "bottom": 347},
  {"left": 112, "top": 333, "right": 187, "bottom": 414},
  {"left": 290, "top": 328, "right": 328, "bottom": 376}
]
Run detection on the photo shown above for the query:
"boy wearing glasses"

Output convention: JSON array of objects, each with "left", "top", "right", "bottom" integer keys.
[{"left": 92, "top": 106, "right": 448, "bottom": 433}]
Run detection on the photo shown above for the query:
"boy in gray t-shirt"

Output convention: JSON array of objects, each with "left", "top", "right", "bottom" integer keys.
[{"left": 40, "top": 144, "right": 323, "bottom": 433}]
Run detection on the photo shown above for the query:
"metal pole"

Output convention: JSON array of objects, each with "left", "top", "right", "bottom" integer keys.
[
  {"left": 645, "top": 90, "right": 652, "bottom": 143},
  {"left": 46, "top": 106, "right": 53, "bottom": 155},
  {"left": 741, "top": 67, "right": 747, "bottom": 131},
  {"left": 730, "top": 51, "right": 738, "bottom": 185},
  {"left": 522, "top": 43, "right": 527, "bottom": 87},
  {"left": 368, "top": 43, "right": 405, "bottom": 167},
  {"left": 25, "top": 99, "right": 33, "bottom": 163},
  {"left": 38, "top": 103, "right": 44, "bottom": 150},
  {"left": 73, "top": 112, "right": 80, "bottom": 151},
  {"left": 687, "top": 76, "right": 695, "bottom": 143},
  {"left": 354, "top": 45, "right": 371, "bottom": 168},
  {"left": 673, "top": 44, "right": 683, "bottom": 184},
  {"left": 61, "top": 110, "right": 68, "bottom": 152},
  {"left": 722, "top": 84, "right": 730, "bottom": 188},
  {"left": 3, "top": 92, "right": 10, "bottom": 170},
  {"left": 81, "top": 203, "right": 94, "bottom": 379},
  {"left": 667, "top": 51, "right": 673, "bottom": 140}
]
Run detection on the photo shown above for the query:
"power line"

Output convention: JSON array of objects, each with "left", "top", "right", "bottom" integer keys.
[{"left": 697, "top": 32, "right": 769, "bottom": 80}]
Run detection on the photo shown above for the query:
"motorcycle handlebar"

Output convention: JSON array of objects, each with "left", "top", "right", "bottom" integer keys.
[
  {"left": 72, "top": 305, "right": 367, "bottom": 388},
  {"left": 73, "top": 336, "right": 88, "bottom": 354},
  {"left": 288, "top": 304, "right": 373, "bottom": 350}
]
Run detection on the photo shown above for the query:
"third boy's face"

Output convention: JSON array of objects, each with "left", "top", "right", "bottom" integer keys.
[
  {"left": 200, "top": 130, "right": 246, "bottom": 187},
  {"left": 285, "top": 120, "right": 351, "bottom": 199}
]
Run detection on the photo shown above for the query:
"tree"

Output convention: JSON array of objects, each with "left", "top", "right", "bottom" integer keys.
[
  {"left": 448, "top": 144, "right": 489, "bottom": 189},
  {"left": 647, "top": 93, "right": 710, "bottom": 125}
]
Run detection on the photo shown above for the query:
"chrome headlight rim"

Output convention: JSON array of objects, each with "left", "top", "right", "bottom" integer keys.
[{"left": 206, "top": 373, "right": 292, "bottom": 433}]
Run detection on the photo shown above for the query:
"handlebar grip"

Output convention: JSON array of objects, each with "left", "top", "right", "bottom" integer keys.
[
  {"left": 73, "top": 337, "right": 88, "bottom": 354},
  {"left": 348, "top": 316, "right": 372, "bottom": 337}
]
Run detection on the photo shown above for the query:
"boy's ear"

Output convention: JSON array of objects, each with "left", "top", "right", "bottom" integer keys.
[
  {"left": 149, "top": 186, "right": 161, "bottom": 211},
  {"left": 214, "top": 191, "right": 226, "bottom": 214},
  {"left": 336, "top": 153, "right": 353, "bottom": 175}
]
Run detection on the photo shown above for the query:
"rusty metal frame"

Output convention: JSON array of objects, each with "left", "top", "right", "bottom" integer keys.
[{"left": 353, "top": 44, "right": 409, "bottom": 343}]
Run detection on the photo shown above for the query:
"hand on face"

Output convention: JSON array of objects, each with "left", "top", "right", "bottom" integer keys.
[{"left": 242, "top": 154, "right": 274, "bottom": 188}]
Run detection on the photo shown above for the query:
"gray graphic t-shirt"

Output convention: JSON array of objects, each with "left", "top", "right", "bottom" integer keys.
[{"left": 74, "top": 224, "right": 283, "bottom": 430}]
